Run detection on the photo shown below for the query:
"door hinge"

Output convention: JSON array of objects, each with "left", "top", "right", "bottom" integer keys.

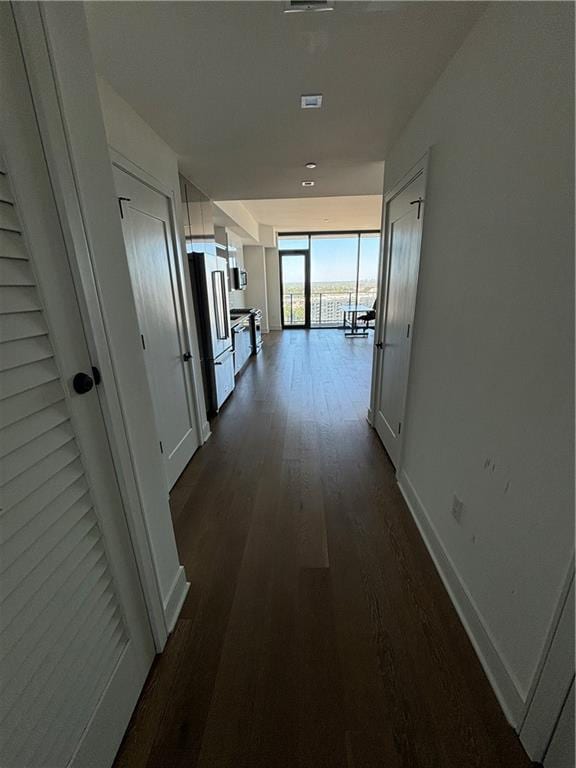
[
  {"left": 398, "top": 421, "right": 402, "bottom": 435},
  {"left": 118, "top": 196, "right": 131, "bottom": 219},
  {"left": 406, "top": 323, "right": 411, "bottom": 339},
  {"left": 140, "top": 334, "right": 146, "bottom": 350},
  {"left": 159, "top": 441, "right": 164, "bottom": 454}
]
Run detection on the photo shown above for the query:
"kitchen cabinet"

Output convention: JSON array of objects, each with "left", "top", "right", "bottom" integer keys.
[{"left": 181, "top": 177, "right": 215, "bottom": 256}]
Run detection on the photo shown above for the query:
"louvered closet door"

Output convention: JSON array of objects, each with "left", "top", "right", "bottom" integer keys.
[{"left": 0, "top": 7, "right": 155, "bottom": 768}]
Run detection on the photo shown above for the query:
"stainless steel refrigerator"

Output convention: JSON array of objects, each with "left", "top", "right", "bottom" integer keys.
[{"left": 189, "top": 251, "right": 235, "bottom": 415}]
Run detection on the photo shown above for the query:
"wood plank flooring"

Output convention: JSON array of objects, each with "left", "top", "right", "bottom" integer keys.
[{"left": 114, "top": 330, "right": 531, "bottom": 768}]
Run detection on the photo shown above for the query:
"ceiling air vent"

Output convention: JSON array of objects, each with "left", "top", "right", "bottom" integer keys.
[
  {"left": 301, "top": 94, "right": 323, "bottom": 109},
  {"left": 283, "top": 0, "right": 334, "bottom": 13}
]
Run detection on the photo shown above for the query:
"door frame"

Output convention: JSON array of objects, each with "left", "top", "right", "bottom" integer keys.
[
  {"left": 11, "top": 1, "right": 189, "bottom": 649},
  {"left": 519, "top": 561, "right": 575, "bottom": 761},
  {"left": 110, "top": 150, "right": 204, "bottom": 475},
  {"left": 279, "top": 249, "right": 311, "bottom": 328},
  {"left": 369, "top": 151, "right": 429, "bottom": 474}
]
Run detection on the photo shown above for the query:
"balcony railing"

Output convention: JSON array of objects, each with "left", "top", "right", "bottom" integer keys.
[{"left": 283, "top": 291, "right": 376, "bottom": 327}]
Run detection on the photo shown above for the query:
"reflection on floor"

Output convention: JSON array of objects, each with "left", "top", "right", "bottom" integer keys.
[{"left": 114, "top": 330, "right": 529, "bottom": 768}]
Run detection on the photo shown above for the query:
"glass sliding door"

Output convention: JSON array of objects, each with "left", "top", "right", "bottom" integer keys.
[{"left": 280, "top": 252, "right": 308, "bottom": 327}]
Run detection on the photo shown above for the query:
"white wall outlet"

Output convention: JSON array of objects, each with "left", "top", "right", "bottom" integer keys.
[{"left": 451, "top": 494, "right": 464, "bottom": 524}]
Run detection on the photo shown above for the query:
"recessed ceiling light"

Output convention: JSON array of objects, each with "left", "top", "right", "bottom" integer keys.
[
  {"left": 302, "top": 180, "right": 315, "bottom": 187},
  {"left": 284, "top": 1, "right": 334, "bottom": 13},
  {"left": 305, "top": 162, "right": 317, "bottom": 169},
  {"left": 301, "top": 94, "right": 323, "bottom": 109}
]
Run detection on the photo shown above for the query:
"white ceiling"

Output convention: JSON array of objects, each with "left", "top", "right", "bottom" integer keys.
[
  {"left": 234, "top": 195, "right": 382, "bottom": 232},
  {"left": 85, "top": 1, "right": 485, "bottom": 201}
]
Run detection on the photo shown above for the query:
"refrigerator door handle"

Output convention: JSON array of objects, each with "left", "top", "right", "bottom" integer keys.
[
  {"left": 220, "top": 271, "right": 230, "bottom": 340},
  {"left": 212, "top": 270, "right": 229, "bottom": 340}
]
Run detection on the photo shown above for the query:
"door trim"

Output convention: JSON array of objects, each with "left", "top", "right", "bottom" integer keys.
[{"left": 370, "top": 151, "right": 429, "bottom": 474}]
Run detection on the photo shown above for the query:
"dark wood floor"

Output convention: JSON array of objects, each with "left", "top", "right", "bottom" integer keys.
[{"left": 114, "top": 330, "right": 531, "bottom": 768}]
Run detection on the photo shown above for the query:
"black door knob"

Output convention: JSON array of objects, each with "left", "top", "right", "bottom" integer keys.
[
  {"left": 73, "top": 372, "right": 94, "bottom": 394},
  {"left": 183, "top": 351, "right": 192, "bottom": 361}
]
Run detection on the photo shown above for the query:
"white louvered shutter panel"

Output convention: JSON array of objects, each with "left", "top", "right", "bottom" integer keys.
[{"left": 0, "top": 159, "right": 131, "bottom": 767}]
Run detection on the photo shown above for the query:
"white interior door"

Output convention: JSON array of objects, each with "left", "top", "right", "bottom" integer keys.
[
  {"left": 374, "top": 170, "right": 426, "bottom": 467},
  {"left": 0, "top": 8, "right": 154, "bottom": 766},
  {"left": 113, "top": 168, "right": 200, "bottom": 489}
]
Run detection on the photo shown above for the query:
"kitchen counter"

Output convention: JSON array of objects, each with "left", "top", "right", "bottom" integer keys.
[{"left": 230, "top": 312, "right": 251, "bottom": 328}]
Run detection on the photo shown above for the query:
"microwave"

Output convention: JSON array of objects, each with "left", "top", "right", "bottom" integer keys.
[{"left": 231, "top": 266, "right": 248, "bottom": 290}]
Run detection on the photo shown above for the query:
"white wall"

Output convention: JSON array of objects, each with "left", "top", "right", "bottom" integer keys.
[
  {"left": 213, "top": 200, "right": 260, "bottom": 242},
  {"left": 258, "top": 224, "right": 276, "bottom": 248},
  {"left": 383, "top": 2, "right": 574, "bottom": 724},
  {"left": 265, "top": 247, "right": 281, "bottom": 330},
  {"left": 97, "top": 78, "right": 177, "bottom": 192},
  {"left": 243, "top": 245, "right": 269, "bottom": 332}
]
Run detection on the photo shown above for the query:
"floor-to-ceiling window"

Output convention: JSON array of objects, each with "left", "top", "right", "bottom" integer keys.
[
  {"left": 357, "top": 232, "right": 380, "bottom": 310},
  {"left": 278, "top": 231, "right": 380, "bottom": 328},
  {"left": 310, "top": 234, "right": 357, "bottom": 327}
]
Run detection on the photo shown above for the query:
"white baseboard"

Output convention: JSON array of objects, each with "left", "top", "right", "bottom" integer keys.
[
  {"left": 201, "top": 420, "right": 211, "bottom": 443},
  {"left": 269, "top": 324, "right": 282, "bottom": 331},
  {"left": 163, "top": 565, "right": 189, "bottom": 634},
  {"left": 397, "top": 469, "right": 525, "bottom": 728},
  {"left": 366, "top": 407, "right": 374, "bottom": 426}
]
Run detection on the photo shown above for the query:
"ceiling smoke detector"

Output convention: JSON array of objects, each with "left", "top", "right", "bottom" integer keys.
[
  {"left": 300, "top": 94, "right": 323, "bottom": 109},
  {"left": 284, "top": 0, "right": 334, "bottom": 13},
  {"left": 302, "top": 180, "right": 315, "bottom": 187}
]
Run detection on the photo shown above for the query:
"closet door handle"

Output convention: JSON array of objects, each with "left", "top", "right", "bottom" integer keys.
[
  {"left": 183, "top": 351, "right": 192, "bottom": 361},
  {"left": 73, "top": 372, "right": 94, "bottom": 394}
]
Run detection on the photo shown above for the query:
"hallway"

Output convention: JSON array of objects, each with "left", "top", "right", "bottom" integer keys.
[{"left": 114, "top": 330, "right": 530, "bottom": 768}]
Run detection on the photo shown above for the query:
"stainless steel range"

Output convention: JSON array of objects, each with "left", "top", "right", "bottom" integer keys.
[
  {"left": 251, "top": 309, "right": 263, "bottom": 354},
  {"left": 230, "top": 307, "right": 263, "bottom": 355}
]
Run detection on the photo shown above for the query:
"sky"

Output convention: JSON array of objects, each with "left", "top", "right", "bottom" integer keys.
[{"left": 279, "top": 234, "right": 380, "bottom": 285}]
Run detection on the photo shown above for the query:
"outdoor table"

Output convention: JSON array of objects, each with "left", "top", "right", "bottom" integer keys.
[{"left": 340, "top": 303, "right": 373, "bottom": 337}]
